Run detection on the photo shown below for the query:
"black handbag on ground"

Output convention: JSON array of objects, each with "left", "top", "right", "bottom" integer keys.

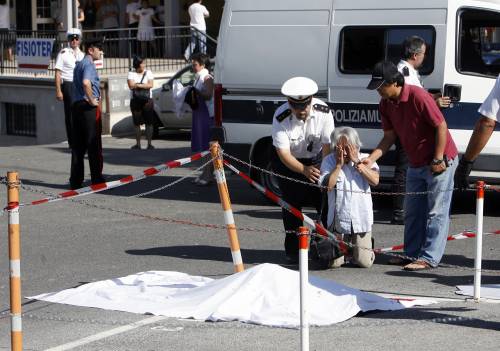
[
  {"left": 309, "top": 190, "right": 343, "bottom": 270},
  {"left": 132, "top": 71, "right": 150, "bottom": 102}
]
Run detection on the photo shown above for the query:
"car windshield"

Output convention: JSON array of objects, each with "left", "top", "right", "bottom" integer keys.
[{"left": 171, "top": 66, "right": 196, "bottom": 86}]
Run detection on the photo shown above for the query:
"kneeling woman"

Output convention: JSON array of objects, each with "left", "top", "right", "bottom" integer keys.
[
  {"left": 128, "top": 56, "right": 155, "bottom": 149},
  {"left": 319, "top": 127, "right": 380, "bottom": 268}
]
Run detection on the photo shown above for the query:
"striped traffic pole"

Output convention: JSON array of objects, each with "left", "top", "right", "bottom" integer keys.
[
  {"left": 473, "top": 181, "right": 485, "bottom": 301},
  {"left": 7, "top": 172, "right": 22, "bottom": 351},
  {"left": 210, "top": 142, "right": 244, "bottom": 272},
  {"left": 298, "top": 226, "right": 310, "bottom": 351}
]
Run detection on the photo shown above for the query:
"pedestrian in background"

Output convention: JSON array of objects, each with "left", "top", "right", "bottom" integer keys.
[
  {"left": 271, "top": 76, "right": 334, "bottom": 263},
  {"left": 184, "top": 0, "right": 209, "bottom": 61},
  {"left": 55, "top": 28, "right": 85, "bottom": 148},
  {"left": 76, "top": 0, "right": 85, "bottom": 30},
  {"left": 0, "top": 0, "right": 13, "bottom": 62},
  {"left": 190, "top": 52, "right": 214, "bottom": 185},
  {"left": 135, "top": 0, "right": 159, "bottom": 57},
  {"left": 365, "top": 61, "right": 458, "bottom": 271},
  {"left": 98, "top": 0, "right": 119, "bottom": 55},
  {"left": 319, "top": 127, "right": 379, "bottom": 268},
  {"left": 70, "top": 38, "right": 105, "bottom": 190},
  {"left": 128, "top": 56, "right": 155, "bottom": 150},
  {"left": 125, "top": 0, "right": 140, "bottom": 55}
]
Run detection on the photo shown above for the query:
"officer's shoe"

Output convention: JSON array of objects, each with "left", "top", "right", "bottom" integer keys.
[
  {"left": 70, "top": 182, "right": 82, "bottom": 190},
  {"left": 91, "top": 176, "right": 106, "bottom": 185}
]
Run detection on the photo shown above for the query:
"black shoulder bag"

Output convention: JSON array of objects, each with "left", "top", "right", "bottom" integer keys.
[{"left": 132, "top": 71, "right": 150, "bottom": 102}]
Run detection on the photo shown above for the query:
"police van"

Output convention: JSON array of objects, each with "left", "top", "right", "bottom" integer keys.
[{"left": 213, "top": 0, "right": 500, "bottom": 193}]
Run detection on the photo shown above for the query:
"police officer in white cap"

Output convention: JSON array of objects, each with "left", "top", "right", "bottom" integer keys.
[
  {"left": 55, "top": 28, "right": 84, "bottom": 148},
  {"left": 271, "top": 76, "right": 335, "bottom": 263}
]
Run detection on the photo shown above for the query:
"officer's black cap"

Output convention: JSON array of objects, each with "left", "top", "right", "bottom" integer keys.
[{"left": 84, "top": 38, "right": 104, "bottom": 51}]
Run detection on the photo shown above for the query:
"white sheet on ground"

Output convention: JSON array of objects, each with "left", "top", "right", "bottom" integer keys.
[
  {"left": 28, "top": 263, "right": 435, "bottom": 327},
  {"left": 455, "top": 284, "right": 500, "bottom": 300}
]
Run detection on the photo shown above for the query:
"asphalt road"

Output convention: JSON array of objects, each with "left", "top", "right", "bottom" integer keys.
[{"left": 0, "top": 132, "right": 499, "bottom": 351}]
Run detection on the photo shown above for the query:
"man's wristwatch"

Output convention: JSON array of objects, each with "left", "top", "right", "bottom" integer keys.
[{"left": 431, "top": 158, "right": 444, "bottom": 165}]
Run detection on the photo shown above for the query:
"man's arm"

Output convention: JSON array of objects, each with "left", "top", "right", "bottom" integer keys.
[
  {"left": 429, "top": 120, "right": 448, "bottom": 174},
  {"left": 464, "top": 116, "right": 496, "bottom": 161},
  {"left": 83, "top": 79, "right": 98, "bottom": 106},
  {"left": 434, "top": 120, "right": 447, "bottom": 160},
  {"left": 276, "top": 147, "right": 320, "bottom": 183},
  {"left": 55, "top": 70, "right": 64, "bottom": 101},
  {"left": 454, "top": 116, "right": 496, "bottom": 189}
]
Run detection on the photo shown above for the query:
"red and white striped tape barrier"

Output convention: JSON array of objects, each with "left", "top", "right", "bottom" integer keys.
[
  {"left": 374, "top": 229, "right": 500, "bottom": 253},
  {"left": 17, "top": 151, "right": 210, "bottom": 208},
  {"left": 223, "top": 160, "right": 349, "bottom": 254}
]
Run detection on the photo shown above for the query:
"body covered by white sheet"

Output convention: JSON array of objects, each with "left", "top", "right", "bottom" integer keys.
[{"left": 29, "top": 263, "right": 433, "bottom": 327}]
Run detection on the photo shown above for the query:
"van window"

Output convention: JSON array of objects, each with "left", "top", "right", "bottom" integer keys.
[
  {"left": 339, "top": 26, "right": 436, "bottom": 75},
  {"left": 458, "top": 9, "right": 500, "bottom": 78}
]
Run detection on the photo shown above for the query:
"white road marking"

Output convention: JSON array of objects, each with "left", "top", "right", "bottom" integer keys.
[{"left": 44, "top": 315, "right": 168, "bottom": 351}]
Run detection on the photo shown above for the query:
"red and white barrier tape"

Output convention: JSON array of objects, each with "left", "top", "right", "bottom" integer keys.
[
  {"left": 374, "top": 229, "right": 500, "bottom": 253},
  {"left": 224, "top": 160, "right": 500, "bottom": 258},
  {"left": 223, "top": 160, "right": 350, "bottom": 255},
  {"left": 16, "top": 151, "right": 210, "bottom": 208}
]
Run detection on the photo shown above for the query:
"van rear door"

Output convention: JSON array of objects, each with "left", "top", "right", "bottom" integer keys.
[{"left": 442, "top": 0, "right": 500, "bottom": 183}]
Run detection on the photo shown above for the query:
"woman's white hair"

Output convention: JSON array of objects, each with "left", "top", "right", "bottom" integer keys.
[{"left": 330, "top": 126, "right": 362, "bottom": 150}]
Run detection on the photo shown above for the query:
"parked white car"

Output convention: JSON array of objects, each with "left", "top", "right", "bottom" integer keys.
[{"left": 152, "top": 64, "right": 195, "bottom": 131}]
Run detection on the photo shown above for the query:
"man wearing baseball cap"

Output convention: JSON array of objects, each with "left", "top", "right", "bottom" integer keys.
[
  {"left": 271, "top": 77, "right": 335, "bottom": 263},
  {"left": 364, "top": 60, "right": 458, "bottom": 271},
  {"left": 54, "top": 28, "right": 84, "bottom": 148}
]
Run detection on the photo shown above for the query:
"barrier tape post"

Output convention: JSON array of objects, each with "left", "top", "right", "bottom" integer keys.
[
  {"left": 298, "top": 227, "right": 309, "bottom": 351},
  {"left": 210, "top": 142, "right": 244, "bottom": 272},
  {"left": 473, "top": 181, "right": 485, "bottom": 301},
  {"left": 7, "top": 172, "right": 22, "bottom": 351}
]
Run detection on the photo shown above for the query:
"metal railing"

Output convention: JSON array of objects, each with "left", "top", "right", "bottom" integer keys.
[{"left": 0, "top": 26, "right": 217, "bottom": 77}]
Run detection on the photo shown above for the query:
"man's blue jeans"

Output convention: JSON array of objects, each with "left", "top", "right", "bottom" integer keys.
[{"left": 404, "top": 158, "right": 458, "bottom": 267}]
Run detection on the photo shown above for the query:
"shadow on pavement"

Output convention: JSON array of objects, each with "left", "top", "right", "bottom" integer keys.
[
  {"left": 358, "top": 307, "right": 500, "bottom": 332},
  {"left": 126, "top": 245, "right": 286, "bottom": 265},
  {"left": 384, "top": 269, "right": 500, "bottom": 287}
]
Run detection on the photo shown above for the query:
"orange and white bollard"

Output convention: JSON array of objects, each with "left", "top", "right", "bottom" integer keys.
[
  {"left": 298, "top": 226, "right": 309, "bottom": 351},
  {"left": 210, "top": 142, "right": 244, "bottom": 273},
  {"left": 473, "top": 180, "right": 485, "bottom": 301},
  {"left": 7, "top": 172, "right": 22, "bottom": 351}
]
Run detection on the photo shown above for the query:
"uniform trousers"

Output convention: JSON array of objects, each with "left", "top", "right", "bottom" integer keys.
[
  {"left": 273, "top": 154, "right": 323, "bottom": 258},
  {"left": 62, "top": 81, "right": 74, "bottom": 147},
  {"left": 70, "top": 100, "right": 103, "bottom": 189}
]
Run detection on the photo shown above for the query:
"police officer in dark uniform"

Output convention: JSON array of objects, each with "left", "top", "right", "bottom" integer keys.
[
  {"left": 70, "top": 38, "right": 105, "bottom": 189},
  {"left": 271, "top": 77, "right": 335, "bottom": 263},
  {"left": 55, "top": 28, "right": 84, "bottom": 148}
]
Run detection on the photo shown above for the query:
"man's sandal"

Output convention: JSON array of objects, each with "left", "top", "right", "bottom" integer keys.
[
  {"left": 403, "top": 260, "right": 433, "bottom": 271},
  {"left": 388, "top": 257, "right": 412, "bottom": 266}
]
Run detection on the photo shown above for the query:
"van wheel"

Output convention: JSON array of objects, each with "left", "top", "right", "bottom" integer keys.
[
  {"left": 259, "top": 159, "right": 282, "bottom": 198},
  {"left": 252, "top": 143, "right": 282, "bottom": 197}
]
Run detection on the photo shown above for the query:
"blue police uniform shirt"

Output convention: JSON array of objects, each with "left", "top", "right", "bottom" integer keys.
[{"left": 72, "top": 55, "right": 100, "bottom": 103}]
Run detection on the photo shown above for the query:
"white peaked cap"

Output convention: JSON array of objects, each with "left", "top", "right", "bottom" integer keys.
[
  {"left": 281, "top": 77, "right": 318, "bottom": 100},
  {"left": 67, "top": 28, "right": 82, "bottom": 37}
]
